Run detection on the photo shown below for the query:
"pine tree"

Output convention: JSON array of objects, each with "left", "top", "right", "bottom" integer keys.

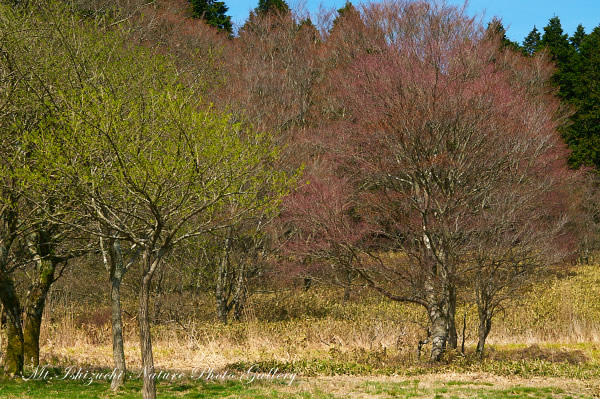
[
  {"left": 570, "top": 24, "right": 587, "bottom": 52},
  {"left": 331, "top": 1, "right": 359, "bottom": 30},
  {"left": 540, "top": 16, "right": 578, "bottom": 100},
  {"left": 239, "top": 0, "right": 292, "bottom": 36},
  {"left": 486, "top": 19, "right": 521, "bottom": 52},
  {"left": 255, "top": 0, "right": 289, "bottom": 15},
  {"left": 189, "top": 0, "right": 233, "bottom": 34},
  {"left": 540, "top": 16, "right": 572, "bottom": 63},
  {"left": 298, "top": 17, "right": 320, "bottom": 44},
  {"left": 522, "top": 26, "right": 541, "bottom": 55},
  {"left": 337, "top": 0, "right": 356, "bottom": 16},
  {"left": 563, "top": 25, "right": 600, "bottom": 168},
  {"left": 329, "top": 0, "right": 365, "bottom": 38}
]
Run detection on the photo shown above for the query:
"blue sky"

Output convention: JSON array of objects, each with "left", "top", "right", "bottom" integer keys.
[{"left": 227, "top": 0, "right": 600, "bottom": 43}]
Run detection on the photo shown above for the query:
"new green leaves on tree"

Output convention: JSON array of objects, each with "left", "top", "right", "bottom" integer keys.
[
  {"left": 0, "top": 1, "right": 95, "bottom": 375},
  {"left": 10, "top": 4, "right": 293, "bottom": 397}
]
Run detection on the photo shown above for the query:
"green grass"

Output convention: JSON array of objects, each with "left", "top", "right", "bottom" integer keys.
[
  {"left": 362, "top": 380, "right": 421, "bottom": 396},
  {"left": 228, "top": 355, "right": 600, "bottom": 379},
  {"left": 0, "top": 378, "right": 317, "bottom": 399},
  {"left": 359, "top": 381, "right": 586, "bottom": 399},
  {"left": 0, "top": 377, "right": 594, "bottom": 399}
]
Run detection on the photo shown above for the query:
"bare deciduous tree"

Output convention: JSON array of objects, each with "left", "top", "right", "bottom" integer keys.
[{"left": 311, "top": 0, "right": 577, "bottom": 361}]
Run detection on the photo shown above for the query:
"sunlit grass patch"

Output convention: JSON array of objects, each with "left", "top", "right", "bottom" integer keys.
[{"left": 0, "top": 375, "right": 595, "bottom": 398}]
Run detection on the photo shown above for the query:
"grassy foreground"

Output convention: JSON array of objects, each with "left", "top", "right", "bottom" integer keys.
[
  {"left": 0, "top": 374, "right": 598, "bottom": 399},
  {"left": 5, "top": 265, "right": 597, "bottom": 397}
]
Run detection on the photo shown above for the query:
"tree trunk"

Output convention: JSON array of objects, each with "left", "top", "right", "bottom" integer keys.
[
  {"left": 215, "top": 239, "right": 231, "bottom": 324},
  {"left": 447, "top": 286, "right": 458, "bottom": 350},
  {"left": 110, "top": 272, "right": 126, "bottom": 389},
  {"left": 233, "top": 262, "right": 247, "bottom": 322},
  {"left": 5, "top": 315, "right": 23, "bottom": 376},
  {"left": 429, "top": 304, "right": 449, "bottom": 362},
  {"left": 0, "top": 271, "right": 23, "bottom": 376},
  {"left": 139, "top": 271, "right": 156, "bottom": 399},
  {"left": 23, "top": 258, "right": 56, "bottom": 367},
  {"left": 108, "top": 239, "right": 127, "bottom": 391},
  {"left": 23, "top": 316, "right": 41, "bottom": 367},
  {"left": 475, "top": 282, "right": 493, "bottom": 358},
  {"left": 215, "top": 263, "right": 229, "bottom": 324},
  {"left": 461, "top": 307, "right": 467, "bottom": 355},
  {"left": 476, "top": 307, "right": 492, "bottom": 358},
  {"left": 152, "top": 270, "right": 165, "bottom": 324},
  {"left": 423, "top": 265, "right": 452, "bottom": 362},
  {"left": 0, "top": 303, "right": 3, "bottom": 360},
  {"left": 138, "top": 253, "right": 158, "bottom": 399},
  {"left": 422, "top": 227, "right": 452, "bottom": 362}
]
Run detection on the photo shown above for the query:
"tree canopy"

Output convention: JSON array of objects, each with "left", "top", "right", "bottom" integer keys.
[
  {"left": 255, "top": 0, "right": 289, "bottom": 15},
  {"left": 189, "top": 0, "right": 233, "bottom": 33}
]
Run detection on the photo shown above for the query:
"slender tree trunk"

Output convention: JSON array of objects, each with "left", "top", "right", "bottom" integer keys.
[
  {"left": 475, "top": 283, "right": 493, "bottom": 358},
  {"left": 461, "top": 307, "right": 467, "bottom": 355},
  {"left": 447, "top": 286, "right": 458, "bottom": 350},
  {"left": 215, "top": 266, "right": 229, "bottom": 324},
  {"left": 0, "top": 270, "right": 23, "bottom": 376},
  {"left": 23, "top": 259, "right": 56, "bottom": 367},
  {"left": 107, "top": 239, "right": 127, "bottom": 391},
  {"left": 152, "top": 270, "right": 165, "bottom": 323},
  {"left": 215, "top": 239, "right": 230, "bottom": 324},
  {"left": 139, "top": 271, "right": 156, "bottom": 399},
  {"left": 138, "top": 249, "right": 159, "bottom": 399},
  {"left": 110, "top": 272, "right": 126, "bottom": 389},
  {"left": 233, "top": 262, "right": 247, "bottom": 322},
  {"left": 476, "top": 306, "right": 492, "bottom": 358}
]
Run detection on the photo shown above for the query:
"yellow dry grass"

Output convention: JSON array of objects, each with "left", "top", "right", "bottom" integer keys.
[{"left": 30, "top": 264, "right": 600, "bottom": 374}]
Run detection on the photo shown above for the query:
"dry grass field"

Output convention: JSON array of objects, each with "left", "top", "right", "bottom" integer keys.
[{"left": 1, "top": 264, "right": 596, "bottom": 397}]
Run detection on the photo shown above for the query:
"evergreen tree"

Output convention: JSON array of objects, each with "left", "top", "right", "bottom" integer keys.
[
  {"left": 540, "top": 16, "right": 572, "bottom": 64},
  {"left": 330, "top": 1, "right": 362, "bottom": 34},
  {"left": 239, "top": 0, "right": 292, "bottom": 36},
  {"left": 522, "top": 26, "right": 541, "bottom": 55},
  {"left": 570, "top": 24, "right": 587, "bottom": 52},
  {"left": 563, "top": 25, "right": 600, "bottom": 168},
  {"left": 299, "top": 17, "right": 320, "bottom": 44},
  {"left": 189, "top": 0, "right": 233, "bottom": 34},
  {"left": 255, "top": 0, "right": 289, "bottom": 15},
  {"left": 540, "top": 16, "right": 578, "bottom": 100},
  {"left": 486, "top": 19, "right": 521, "bottom": 51},
  {"left": 337, "top": 0, "right": 356, "bottom": 16}
]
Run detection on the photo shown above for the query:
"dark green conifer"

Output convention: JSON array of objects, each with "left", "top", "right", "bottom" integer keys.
[
  {"left": 256, "top": 0, "right": 289, "bottom": 15},
  {"left": 189, "top": 0, "right": 233, "bottom": 34},
  {"left": 522, "top": 26, "right": 541, "bottom": 55}
]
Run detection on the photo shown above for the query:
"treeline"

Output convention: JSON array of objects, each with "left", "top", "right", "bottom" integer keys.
[
  {"left": 0, "top": 1, "right": 598, "bottom": 399},
  {"left": 493, "top": 18, "right": 600, "bottom": 169}
]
